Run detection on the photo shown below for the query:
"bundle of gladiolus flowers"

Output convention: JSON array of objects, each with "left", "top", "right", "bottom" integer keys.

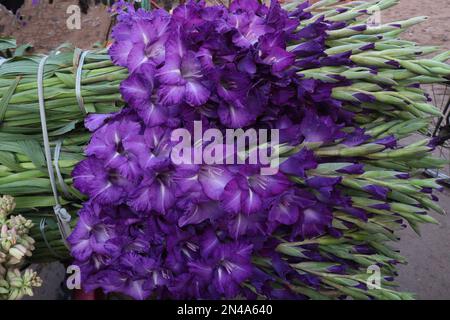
[
  {"left": 0, "top": 0, "right": 449, "bottom": 299},
  {"left": 67, "top": 0, "right": 448, "bottom": 299}
]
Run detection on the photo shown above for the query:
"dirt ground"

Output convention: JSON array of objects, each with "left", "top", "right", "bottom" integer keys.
[
  {"left": 1, "top": 0, "right": 449, "bottom": 52},
  {"left": 2, "top": 0, "right": 450, "bottom": 300},
  {"left": 383, "top": 0, "right": 450, "bottom": 52},
  {"left": 0, "top": 0, "right": 112, "bottom": 52}
]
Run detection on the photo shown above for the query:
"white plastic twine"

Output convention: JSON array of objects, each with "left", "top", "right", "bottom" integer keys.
[
  {"left": 54, "top": 140, "right": 71, "bottom": 198},
  {"left": 75, "top": 50, "right": 90, "bottom": 115},
  {"left": 37, "top": 55, "right": 72, "bottom": 248}
]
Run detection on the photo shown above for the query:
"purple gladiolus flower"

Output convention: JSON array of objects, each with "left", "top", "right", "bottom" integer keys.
[
  {"left": 268, "top": 190, "right": 308, "bottom": 226},
  {"left": 189, "top": 242, "right": 253, "bottom": 298},
  {"left": 85, "top": 119, "right": 146, "bottom": 181},
  {"left": 221, "top": 174, "right": 263, "bottom": 215},
  {"left": 72, "top": 158, "right": 129, "bottom": 205},
  {"left": 178, "top": 196, "right": 223, "bottom": 227},
  {"left": 68, "top": 202, "right": 117, "bottom": 261},
  {"left": 260, "top": 34, "right": 296, "bottom": 74},
  {"left": 280, "top": 148, "right": 317, "bottom": 178},
  {"left": 293, "top": 203, "right": 333, "bottom": 239},
  {"left": 128, "top": 171, "right": 176, "bottom": 214},
  {"left": 157, "top": 34, "right": 210, "bottom": 106},
  {"left": 229, "top": 11, "right": 270, "bottom": 49},
  {"left": 300, "top": 110, "right": 345, "bottom": 144},
  {"left": 109, "top": 9, "right": 171, "bottom": 72},
  {"left": 363, "top": 185, "right": 390, "bottom": 200}
]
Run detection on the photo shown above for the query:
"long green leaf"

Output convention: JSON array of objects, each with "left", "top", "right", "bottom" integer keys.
[{"left": 0, "top": 76, "right": 21, "bottom": 122}]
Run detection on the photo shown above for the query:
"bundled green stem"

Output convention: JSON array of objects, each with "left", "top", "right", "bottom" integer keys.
[{"left": 0, "top": 46, "right": 124, "bottom": 140}]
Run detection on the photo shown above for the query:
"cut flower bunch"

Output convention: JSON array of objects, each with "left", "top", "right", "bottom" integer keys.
[
  {"left": 0, "top": 195, "right": 42, "bottom": 300},
  {"left": 0, "top": 0, "right": 449, "bottom": 299},
  {"left": 68, "top": 0, "right": 449, "bottom": 299}
]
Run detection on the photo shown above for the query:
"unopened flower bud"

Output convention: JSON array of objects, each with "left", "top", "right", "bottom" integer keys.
[
  {"left": 8, "top": 215, "right": 33, "bottom": 235},
  {"left": 21, "top": 235, "right": 35, "bottom": 246},
  {"left": 23, "top": 269, "right": 34, "bottom": 282},
  {"left": 7, "top": 268, "right": 20, "bottom": 280},
  {"left": 31, "top": 276, "right": 43, "bottom": 288},
  {"left": 0, "top": 225, "right": 8, "bottom": 238},
  {"left": 0, "top": 196, "right": 15, "bottom": 219},
  {"left": 1, "top": 197, "right": 40, "bottom": 300},
  {"left": 8, "top": 288, "right": 23, "bottom": 300},
  {"left": 8, "top": 278, "right": 22, "bottom": 289},
  {"left": 0, "top": 279, "right": 8, "bottom": 288},
  {"left": 6, "top": 256, "right": 21, "bottom": 265},
  {"left": 24, "top": 287, "right": 34, "bottom": 297},
  {"left": 8, "top": 248, "right": 24, "bottom": 261},
  {"left": 1, "top": 240, "right": 12, "bottom": 252},
  {"left": 12, "top": 244, "right": 27, "bottom": 255}
]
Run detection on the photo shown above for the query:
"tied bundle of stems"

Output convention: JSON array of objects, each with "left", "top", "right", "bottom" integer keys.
[
  {"left": 0, "top": 40, "right": 125, "bottom": 262},
  {"left": 0, "top": 42, "right": 125, "bottom": 140},
  {"left": 0, "top": 131, "right": 90, "bottom": 262},
  {"left": 0, "top": 0, "right": 448, "bottom": 298}
]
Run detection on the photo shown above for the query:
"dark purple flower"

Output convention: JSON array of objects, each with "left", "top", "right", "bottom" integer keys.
[
  {"left": 280, "top": 148, "right": 317, "bottom": 178},
  {"left": 110, "top": 9, "right": 171, "bottom": 73},
  {"left": 139, "top": 126, "right": 173, "bottom": 170},
  {"left": 374, "top": 135, "right": 398, "bottom": 148},
  {"left": 227, "top": 7, "right": 270, "bottom": 48},
  {"left": 300, "top": 110, "right": 345, "bottom": 144},
  {"left": 67, "top": 202, "right": 117, "bottom": 261},
  {"left": 227, "top": 212, "right": 266, "bottom": 239},
  {"left": 198, "top": 165, "right": 234, "bottom": 201},
  {"left": 337, "top": 163, "right": 365, "bottom": 175},
  {"left": 85, "top": 119, "right": 146, "bottom": 180},
  {"left": 292, "top": 203, "right": 333, "bottom": 239},
  {"left": 120, "top": 63, "right": 155, "bottom": 107},
  {"left": 127, "top": 171, "right": 176, "bottom": 214},
  {"left": 157, "top": 34, "right": 210, "bottom": 106},
  {"left": 72, "top": 158, "right": 129, "bottom": 205},
  {"left": 363, "top": 184, "right": 390, "bottom": 200},
  {"left": 342, "top": 128, "right": 371, "bottom": 147},
  {"left": 178, "top": 196, "right": 224, "bottom": 227},
  {"left": 268, "top": 190, "right": 314, "bottom": 226},
  {"left": 259, "top": 34, "right": 296, "bottom": 74},
  {"left": 189, "top": 242, "right": 253, "bottom": 298},
  {"left": 220, "top": 174, "right": 263, "bottom": 215}
]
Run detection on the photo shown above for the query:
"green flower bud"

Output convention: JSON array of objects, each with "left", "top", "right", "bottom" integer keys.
[
  {"left": 0, "top": 224, "right": 8, "bottom": 239},
  {"left": 6, "top": 256, "right": 21, "bottom": 266},
  {"left": 23, "top": 287, "right": 34, "bottom": 297},
  {"left": 8, "top": 288, "right": 23, "bottom": 300},
  {"left": 0, "top": 279, "right": 8, "bottom": 288},
  {"left": 0, "top": 196, "right": 15, "bottom": 219},
  {"left": 0, "top": 265, "right": 6, "bottom": 278},
  {"left": 31, "top": 276, "right": 43, "bottom": 288},
  {"left": 433, "top": 50, "right": 450, "bottom": 62},
  {"left": 8, "top": 278, "right": 23, "bottom": 289},
  {"left": 1, "top": 240, "right": 12, "bottom": 252},
  {"left": 22, "top": 235, "right": 35, "bottom": 246},
  {"left": 12, "top": 244, "right": 27, "bottom": 255},
  {"left": 8, "top": 248, "right": 24, "bottom": 261}
]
